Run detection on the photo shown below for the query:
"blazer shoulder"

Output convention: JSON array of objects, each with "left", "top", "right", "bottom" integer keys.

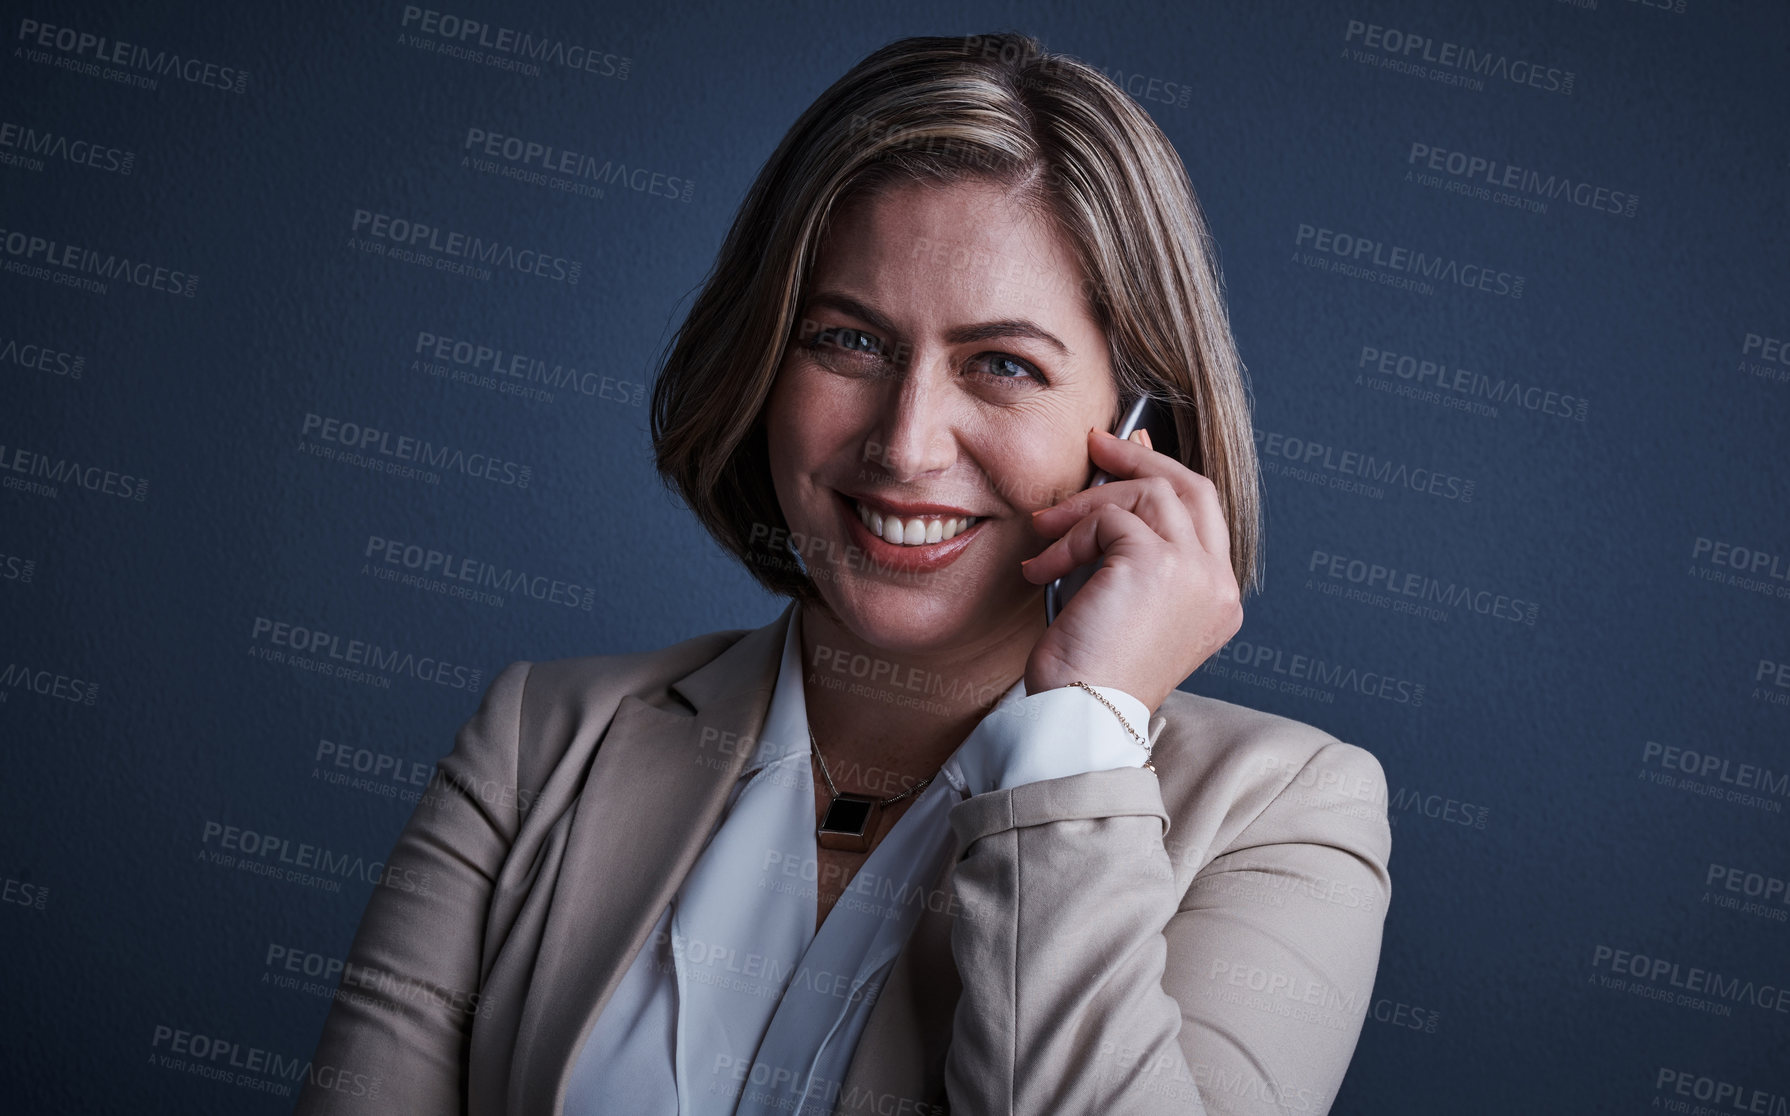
[
  {"left": 1153, "top": 688, "right": 1389, "bottom": 856},
  {"left": 454, "top": 627, "right": 753, "bottom": 789},
  {"left": 518, "top": 626, "right": 752, "bottom": 712},
  {"left": 1156, "top": 687, "right": 1381, "bottom": 771}
]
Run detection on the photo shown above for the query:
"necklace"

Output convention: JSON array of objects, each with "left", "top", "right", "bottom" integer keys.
[{"left": 808, "top": 727, "right": 937, "bottom": 852}]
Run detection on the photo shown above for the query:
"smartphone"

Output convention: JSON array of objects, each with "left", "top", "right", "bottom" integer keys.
[{"left": 1044, "top": 395, "right": 1180, "bottom": 624}]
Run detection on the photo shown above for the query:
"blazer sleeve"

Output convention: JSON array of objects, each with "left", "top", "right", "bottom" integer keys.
[
  {"left": 293, "top": 660, "right": 532, "bottom": 1115},
  {"left": 942, "top": 737, "right": 1391, "bottom": 1115}
]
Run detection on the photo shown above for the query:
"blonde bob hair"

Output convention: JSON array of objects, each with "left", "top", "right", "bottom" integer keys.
[{"left": 652, "top": 31, "right": 1262, "bottom": 600}]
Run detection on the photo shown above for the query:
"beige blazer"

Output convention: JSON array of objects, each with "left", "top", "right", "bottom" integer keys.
[{"left": 294, "top": 605, "right": 1391, "bottom": 1115}]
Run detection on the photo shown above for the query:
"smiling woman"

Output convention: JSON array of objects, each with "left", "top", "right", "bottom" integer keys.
[
  {"left": 766, "top": 180, "right": 1114, "bottom": 629},
  {"left": 297, "top": 31, "right": 1391, "bottom": 1116}
]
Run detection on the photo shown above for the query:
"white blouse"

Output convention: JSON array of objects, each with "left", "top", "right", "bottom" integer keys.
[{"left": 564, "top": 601, "right": 1152, "bottom": 1115}]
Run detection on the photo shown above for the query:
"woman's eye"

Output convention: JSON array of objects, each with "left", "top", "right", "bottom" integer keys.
[
  {"left": 815, "top": 327, "right": 883, "bottom": 356},
  {"left": 969, "top": 352, "right": 1047, "bottom": 385}
]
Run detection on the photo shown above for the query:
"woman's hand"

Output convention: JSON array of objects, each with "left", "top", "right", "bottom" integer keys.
[{"left": 1020, "top": 426, "right": 1243, "bottom": 714}]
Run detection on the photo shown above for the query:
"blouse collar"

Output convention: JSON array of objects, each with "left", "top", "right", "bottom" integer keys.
[{"left": 746, "top": 600, "right": 1028, "bottom": 797}]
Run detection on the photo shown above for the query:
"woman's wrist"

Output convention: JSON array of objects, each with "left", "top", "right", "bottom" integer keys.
[
  {"left": 956, "top": 683, "right": 1155, "bottom": 795},
  {"left": 1064, "top": 680, "right": 1154, "bottom": 771}
]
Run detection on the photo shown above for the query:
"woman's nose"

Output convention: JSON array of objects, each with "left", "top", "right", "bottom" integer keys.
[{"left": 863, "top": 360, "right": 957, "bottom": 483}]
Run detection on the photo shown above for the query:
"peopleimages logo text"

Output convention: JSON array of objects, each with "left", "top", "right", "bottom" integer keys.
[
  {"left": 0, "top": 120, "right": 135, "bottom": 174},
  {"left": 250, "top": 616, "right": 484, "bottom": 692},
  {"left": 1343, "top": 20, "right": 1574, "bottom": 95},
  {"left": 0, "top": 441, "right": 149, "bottom": 500},
  {"left": 1308, "top": 548, "right": 1539, "bottom": 625},
  {"left": 412, "top": 330, "right": 643, "bottom": 403},
  {"left": 1255, "top": 428, "right": 1475, "bottom": 502},
  {"left": 350, "top": 210, "right": 581, "bottom": 285},
  {"left": 399, "top": 7, "right": 629, "bottom": 78},
  {"left": 0, "top": 226, "right": 198, "bottom": 296},
  {"left": 1358, "top": 345, "right": 1588, "bottom": 421},
  {"left": 462, "top": 128, "right": 693, "bottom": 202},
  {"left": 0, "top": 662, "right": 99, "bottom": 705},
  {"left": 1592, "top": 944, "right": 1790, "bottom": 1015},
  {"left": 0, "top": 333, "right": 84, "bottom": 379},
  {"left": 364, "top": 535, "right": 595, "bottom": 611},
  {"left": 1296, "top": 224, "right": 1523, "bottom": 298},
  {"left": 1407, "top": 143, "right": 1637, "bottom": 217},
  {"left": 15, "top": 18, "right": 250, "bottom": 92},
  {"left": 299, "top": 413, "right": 532, "bottom": 488}
]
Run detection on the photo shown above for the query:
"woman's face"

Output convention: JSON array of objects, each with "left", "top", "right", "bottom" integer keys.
[{"left": 763, "top": 177, "right": 1119, "bottom": 656}]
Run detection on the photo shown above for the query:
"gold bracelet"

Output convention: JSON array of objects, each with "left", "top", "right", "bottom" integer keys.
[{"left": 1067, "top": 681, "right": 1156, "bottom": 773}]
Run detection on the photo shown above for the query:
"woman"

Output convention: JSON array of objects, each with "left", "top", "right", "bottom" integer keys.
[{"left": 297, "top": 32, "right": 1390, "bottom": 1116}]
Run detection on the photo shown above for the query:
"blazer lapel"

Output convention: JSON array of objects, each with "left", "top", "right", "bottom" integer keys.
[{"left": 512, "top": 608, "right": 790, "bottom": 1115}]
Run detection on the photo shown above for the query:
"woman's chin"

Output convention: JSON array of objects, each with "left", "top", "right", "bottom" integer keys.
[{"left": 813, "top": 576, "right": 1035, "bottom": 658}]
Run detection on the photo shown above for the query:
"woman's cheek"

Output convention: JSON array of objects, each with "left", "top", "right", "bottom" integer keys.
[{"left": 1019, "top": 457, "right": 1084, "bottom": 513}]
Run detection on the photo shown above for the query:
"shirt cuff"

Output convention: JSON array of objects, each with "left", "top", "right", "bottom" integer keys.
[{"left": 951, "top": 684, "right": 1153, "bottom": 797}]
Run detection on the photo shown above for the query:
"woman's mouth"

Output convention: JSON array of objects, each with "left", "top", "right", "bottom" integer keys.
[
  {"left": 833, "top": 492, "right": 989, "bottom": 573},
  {"left": 850, "top": 498, "right": 981, "bottom": 546}
]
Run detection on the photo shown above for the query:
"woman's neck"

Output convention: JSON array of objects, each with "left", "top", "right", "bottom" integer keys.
[{"left": 795, "top": 596, "right": 1040, "bottom": 792}]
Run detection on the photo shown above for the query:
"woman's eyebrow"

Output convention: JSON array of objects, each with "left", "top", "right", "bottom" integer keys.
[
  {"left": 806, "top": 291, "right": 1072, "bottom": 356},
  {"left": 806, "top": 292, "right": 898, "bottom": 336},
  {"left": 944, "top": 319, "right": 1071, "bottom": 357}
]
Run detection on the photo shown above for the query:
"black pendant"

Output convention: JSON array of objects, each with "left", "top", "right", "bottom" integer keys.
[{"left": 818, "top": 793, "right": 880, "bottom": 852}]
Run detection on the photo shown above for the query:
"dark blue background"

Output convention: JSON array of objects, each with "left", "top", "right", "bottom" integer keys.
[{"left": 4, "top": 1, "right": 1787, "bottom": 1111}]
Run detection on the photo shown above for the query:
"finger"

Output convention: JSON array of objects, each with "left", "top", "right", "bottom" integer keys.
[
  {"left": 1031, "top": 474, "right": 1197, "bottom": 547},
  {"left": 1086, "top": 427, "right": 1231, "bottom": 556},
  {"left": 1181, "top": 471, "right": 1231, "bottom": 559},
  {"left": 1085, "top": 425, "right": 1166, "bottom": 482},
  {"left": 1086, "top": 426, "right": 1203, "bottom": 503},
  {"left": 1021, "top": 503, "right": 1157, "bottom": 585}
]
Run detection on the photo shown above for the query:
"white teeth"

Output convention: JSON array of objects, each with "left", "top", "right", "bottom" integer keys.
[{"left": 852, "top": 499, "right": 978, "bottom": 547}]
